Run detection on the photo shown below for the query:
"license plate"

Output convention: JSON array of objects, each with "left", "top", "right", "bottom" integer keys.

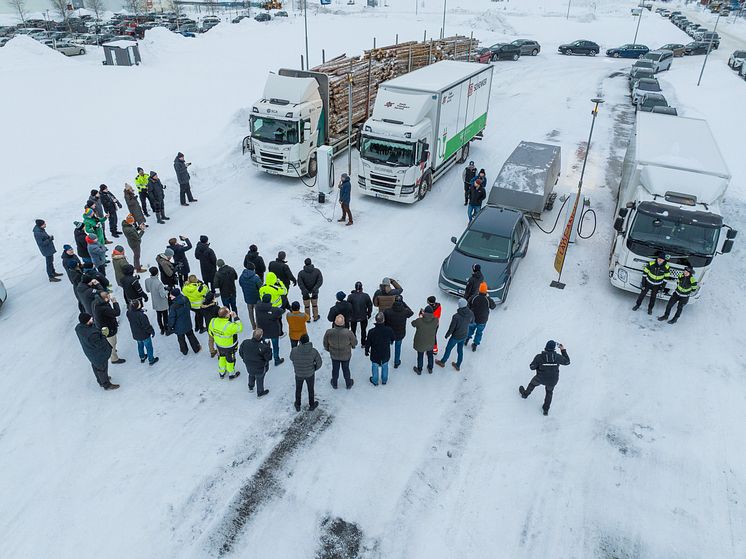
[{"left": 375, "top": 192, "right": 392, "bottom": 199}]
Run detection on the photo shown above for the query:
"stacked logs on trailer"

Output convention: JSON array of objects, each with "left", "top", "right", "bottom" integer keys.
[{"left": 312, "top": 35, "right": 480, "bottom": 138}]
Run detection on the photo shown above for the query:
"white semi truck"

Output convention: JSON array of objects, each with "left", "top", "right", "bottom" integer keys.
[
  {"left": 609, "top": 112, "right": 737, "bottom": 301},
  {"left": 357, "top": 61, "right": 493, "bottom": 203}
]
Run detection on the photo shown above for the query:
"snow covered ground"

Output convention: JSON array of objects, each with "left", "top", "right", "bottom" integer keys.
[{"left": 1, "top": 1, "right": 746, "bottom": 557}]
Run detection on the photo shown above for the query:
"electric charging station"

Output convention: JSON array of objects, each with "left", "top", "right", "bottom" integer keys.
[{"left": 316, "top": 145, "right": 335, "bottom": 197}]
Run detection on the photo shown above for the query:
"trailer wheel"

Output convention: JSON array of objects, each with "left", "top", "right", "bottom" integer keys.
[
  {"left": 307, "top": 155, "right": 318, "bottom": 178},
  {"left": 457, "top": 142, "right": 469, "bottom": 164},
  {"left": 417, "top": 173, "right": 432, "bottom": 201}
]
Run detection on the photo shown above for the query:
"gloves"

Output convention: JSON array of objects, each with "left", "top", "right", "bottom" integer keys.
[{"left": 101, "top": 327, "right": 110, "bottom": 337}]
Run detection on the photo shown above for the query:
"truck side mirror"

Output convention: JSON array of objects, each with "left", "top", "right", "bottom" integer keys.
[
  {"left": 727, "top": 228, "right": 738, "bottom": 240},
  {"left": 618, "top": 208, "right": 628, "bottom": 218},
  {"left": 450, "top": 236, "right": 457, "bottom": 244},
  {"left": 613, "top": 217, "right": 624, "bottom": 233},
  {"left": 722, "top": 239, "right": 734, "bottom": 254}
]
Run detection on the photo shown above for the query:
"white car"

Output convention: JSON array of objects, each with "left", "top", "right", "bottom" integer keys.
[
  {"left": 55, "top": 42, "right": 86, "bottom": 56},
  {"left": 631, "top": 77, "right": 662, "bottom": 104},
  {"left": 642, "top": 49, "right": 673, "bottom": 72},
  {"left": 728, "top": 50, "right": 746, "bottom": 71}
]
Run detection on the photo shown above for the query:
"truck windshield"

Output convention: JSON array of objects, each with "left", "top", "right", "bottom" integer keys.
[
  {"left": 457, "top": 230, "right": 511, "bottom": 261},
  {"left": 627, "top": 204, "right": 721, "bottom": 265},
  {"left": 360, "top": 137, "right": 415, "bottom": 167},
  {"left": 250, "top": 116, "right": 299, "bottom": 144}
]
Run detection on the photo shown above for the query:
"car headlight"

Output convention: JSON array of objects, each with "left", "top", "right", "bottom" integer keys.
[
  {"left": 617, "top": 267, "right": 628, "bottom": 282},
  {"left": 401, "top": 185, "right": 415, "bottom": 194}
]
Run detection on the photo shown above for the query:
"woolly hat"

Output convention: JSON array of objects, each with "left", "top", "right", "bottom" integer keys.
[
  {"left": 78, "top": 312, "right": 92, "bottom": 325},
  {"left": 170, "top": 288, "right": 181, "bottom": 297},
  {"left": 35, "top": 219, "right": 45, "bottom": 227},
  {"left": 300, "top": 334, "right": 310, "bottom": 344},
  {"left": 334, "top": 314, "right": 345, "bottom": 326},
  {"left": 472, "top": 263, "right": 481, "bottom": 272},
  {"left": 277, "top": 251, "right": 286, "bottom": 261},
  {"left": 164, "top": 248, "right": 174, "bottom": 258},
  {"left": 204, "top": 291, "right": 215, "bottom": 304},
  {"left": 479, "top": 282, "right": 488, "bottom": 294},
  {"left": 457, "top": 298, "right": 468, "bottom": 309},
  {"left": 545, "top": 340, "right": 557, "bottom": 351},
  {"left": 249, "top": 244, "right": 258, "bottom": 252},
  {"left": 114, "top": 245, "right": 125, "bottom": 253},
  {"left": 341, "top": 173, "right": 349, "bottom": 179},
  {"left": 336, "top": 291, "right": 346, "bottom": 301},
  {"left": 149, "top": 171, "right": 157, "bottom": 178},
  {"left": 216, "top": 259, "right": 225, "bottom": 268},
  {"left": 291, "top": 301, "right": 300, "bottom": 311},
  {"left": 355, "top": 281, "right": 363, "bottom": 291},
  {"left": 137, "top": 166, "right": 144, "bottom": 172},
  {"left": 90, "top": 189, "right": 99, "bottom": 197},
  {"left": 199, "top": 235, "right": 208, "bottom": 244},
  {"left": 99, "top": 184, "right": 108, "bottom": 191},
  {"left": 424, "top": 305, "right": 434, "bottom": 314},
  {"left": 149, "top": 266, "right": 158, "bottom": 276},
  {"left": 381, "top": 277, "right": 391, "bottom": 287},
  {"left": 245, "top": 262, "right": 255, "bottom": 270},
  {"left": 63, "top": 244, "right": 73, "bottom": 251},
  {"left": 83, "top": 207, "right": 94, "bottom": 218},
  {"left": 125, "top": 214, "right": 135, "bottom": 224},
  {"left": 375, "top": 312, "right": 385, "bottom": 324},
  {"left": 304, "top": 258, "right": 312, "bottom": 266},
  {"left": 427, "top": 295, "right": 436, "bottom": 305}
]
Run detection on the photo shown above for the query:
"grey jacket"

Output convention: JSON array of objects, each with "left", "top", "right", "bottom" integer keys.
[
  {"left": 290, "top": 341, "right": 323, "bottom": 378},
  {"left": 445, "top": 307, "right": 474, "bottom": 340},
  {"left": 323, "top": 325, "right": 357, "bottom": 361},
  {"left": 88, "top": 242, "right": 107, "bottom": 269},
  {"left": 144, "top": 276, "right": 170, "bottom": 312}
]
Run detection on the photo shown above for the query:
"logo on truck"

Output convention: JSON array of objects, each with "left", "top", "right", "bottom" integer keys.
[
  {"left": 385, "top": 101, "right": 411, "bottom": 110},
  {"left": 468, "top": 77, "right": 488, "bottom": 97}
]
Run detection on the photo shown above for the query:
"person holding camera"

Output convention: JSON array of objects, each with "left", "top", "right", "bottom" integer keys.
[
  {"left": 519, "top": 340, "right": 571, "bottom": 416},
  {"left": 338, "top": 173, "right": 353, "bottom": 226},
  {"left": 208, "top": 307, "right": 244, "bottom": 380},
  {"left": 168, "top": 236, "right": 192, "bottom": 287}
]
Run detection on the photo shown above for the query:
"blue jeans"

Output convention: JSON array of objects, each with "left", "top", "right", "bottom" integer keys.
[
  {"left": 137, "top": 337, "right": 155, "bottom": 363},
  {"left": 466, "top": 323, "right": 486, "bottom": 346},
  {"left": 221, "top": 295, "right": 238, "bottom": 314},
  {"left": 264, "top": 337, "right": 280, "bottom": 364},
  {"left": 393, "top": 339, "right": 402, "bottom": 366},
  {"left": 417, "top": 351, "right": 434, "bottom": 370},
  {"left": 468, "top": 204, "right": 481, "bottom": 221},
  {"left": 441, "top": 337, "right": 465, "bottom": 367},
  {"left": 371, "top": 361, "right": 389, "bottom": 385}
]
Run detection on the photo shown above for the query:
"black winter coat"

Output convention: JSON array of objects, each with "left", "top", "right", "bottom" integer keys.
[
  {"left": 243, "top": 250, "right": 266, "bottom": 279},
  {"left": 214, "top": 265, "right": 238, "bottom": 298},
  {"left": 92, "top": 295, "right": 121, "bottom": 336},
  {"left": 170, "top": 239, "right": 192, "bottom": 275},
  {"left": 147, "top": 176, "right": 165, "bottom": 204},
  {"left": 445, "top": 307, "right": 474, "bottom": 340},
  {"left": 255, "top": 301, "right": 285, "bottom": 339},
  {"left": 194, "top": 241, "right": 217, "bottom": 284},
  {"left": 126, "top": 307, "right": 155, "bottom": 341},
  {"left": 100, "top": 190, "right": 121, "bottom": 214},
  {"left": 327, "top": 300, "right": 353, "bottom": 327},
  {"left": 469, "top": 293, "right": 494, "bottom": 324},
  {"left": 239, "top": 338, "right": 273, "bottom": 372},
  {"left": 174, "top": 156, "right": 190, "bottom": 185},
  {"left": 168, "top": 294, "right": 193, "bottom": 335},
  {"left": 297, "top": 264, "right": 323, "bottom": 299},
  {"left": 464, "top": 270, "right": 485, "bottom": 302},
  {"left": 468, "top": 185, "right": 486, "bottom": 207},
  {"left": 348, "top": 291, "right": 372, "bottom": 321},
  {"left": 74, "top": 223, "right": 90, "bottom": 259},
  {"left": 530, "top": 349, "right": 571, "bottom": 386},
  {"left": 122, "top": 267, "right": 147, "bottom": 302},
  {"left": 75, "top": 282, "right": 99, "bottom": 315},
  {"left": 33, "top": 225, "right": 56, "bottom": 257},
  {"left": 365, "top": 323, "right": 395, "bottom": 364},
  {"left": 383, "top": 300, "right": 414, "bottom": 341},
  {"left": 202, "top": 302, "right": 220, "bottom": 325},
  {"left": 268, "top": 259, "right": 296, "bottom": 288},
  {"left": 75, "top": 322, "right": 112, "bottom": 365}
]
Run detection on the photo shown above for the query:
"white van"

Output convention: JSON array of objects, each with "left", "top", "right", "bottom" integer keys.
[{"left": 643, "top": 49, "right": 673, "bottom": 72}]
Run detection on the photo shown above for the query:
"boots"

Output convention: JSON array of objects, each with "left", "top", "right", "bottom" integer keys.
[
  {"left": 311, "top": 299, "right": 320, "bottom": 321},
  {"left": 156, "top": 211, "right": 165, "bottom": 224},
  {"left": 657, "top": 314, "right": 668, "bottom": 322},
  {"left": 519, "top": 385, "right": 528, "bottom": 398},
  {"left": 304, "top": 300, "right": 312, "bottom": 322},
  {"left": 668, "top": 317, "right": 678, "bottom": 324}
]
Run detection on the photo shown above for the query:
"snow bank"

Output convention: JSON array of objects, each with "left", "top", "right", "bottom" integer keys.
[{"left": 0, "top": 35, "right": 70, "bottom": 71}]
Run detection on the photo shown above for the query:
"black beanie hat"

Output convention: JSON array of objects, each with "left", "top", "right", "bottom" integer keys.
[
  {"left": 200, "top": 235, "right": 208, "bottom": 244},
  {"left": 78, "top": 313, "right": 92, "bottom": 325},
  {"left": 250, "top": 244, "right": 257, "bottom": 252},
  {"left": 291, "top": 301, "right": 301, "bottom": 311},
  {"left": 304, "top": 258, "right": 312, "bottom": 266},
  {"left": 246, "top": 262, "right": 255, "bottom": 270},
  {"left": 35, "top": 219, "right": 45, "bottom": 227},
  {"left": 300, "top": 334, "right": 310, "bottom": 344}
]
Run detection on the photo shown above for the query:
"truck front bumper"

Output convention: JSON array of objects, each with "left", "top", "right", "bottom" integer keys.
[{"left": 358, "top": 176, "right": 418, "bottom": 203}]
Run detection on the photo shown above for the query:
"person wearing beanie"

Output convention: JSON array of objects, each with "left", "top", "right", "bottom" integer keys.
[
  {"left": 122, "top": 214, "right": 146, "bottom": 272},
  {"left": 426, "top": 295, "right": 442, "bottom": 354},
  {"left": 126, "top": 299, "right": 159, "bottom": 366},
  {"left": 144, "top": 266, "right": 170, "bottom": 334},
  {"left": 156, "top": 248, "right": 177, "bottom": 290},
  {"left": 123, "top": 184, "right": 146, "bottom": 227},
  {"left": 75, "top": 274, "right": 103, "bottom": 316},
  {"left": 462, "top": 160, "right": 478, "bottom": 206},
  {"left": 208, "top": 307, "right": 244, "bottom": 380},
  {"left": 194, "top": 235, "right": 217, "bottom": 291},
  {"left": 286, "top": 301, "right": 310, "bottom": 348},
  {"left": 183, "top": 274, "right": 209, "bottom": 333},
  {"left": 146, "top": 171, "right": 168, "bottom": 224},
  {"left": 91, "top": 290, "right": 126, "bottom": 365},
  {"left": 365, "top": 312, "right": 395, "bottom": 386},
  {"left": 121, "top": 263, "right": 148, "bottom": 307},
  {"left": 61, "top": 245, "right": 84, "bottom": 302},
  {"left": 290, "top": 333, "right": 322, "bottom": 411},
  {"left": 297, "top": 257, "right": 323, "bottom": 322},
  {"left": 658, "top": 266, "right": 698, "bottom": 325},
  {"left": 33, "top": 219, "right": 62, "bottom": 282},
  {"left": 520, "top": 341, "right": 570, "bottom": 416},
  {"left": 383, "top": 295, "right": 414, "bottom": 369},
  {"left": 268, "top": 251, "right": 296, "bottom": 309},
  {"left": 75, "top": 312, "right": 120, "bottom": 390},
  {"left": 86, "top": 235, "right": 108, "bottom": 276},
  {"left": 633, "top": 252, "right": 671, "bottom": 315},
  {"left": 464, "top": 264, "right": 485, "bottom": 302},
  {"left": 411, "top": 304, "right": 439, "bottom": 374},
  {"left": 348, "top": 281, "right": 372, "bottom": 353},
  {"left": 111, "top": 245, "right": 131, "bottom": 288},
  {"left": 323, "top": 314, "right": 357, "bottom": 390},
  {"left": 167, "top": 236, "right": 193, "bottom": 287},
  {"left": 327, "top": 290, "right": 353, "bottom": 328},
  {"left": 201, "top": 290, "right": 220, "bottom": 357},
  {"left": 337, "top": 172, "right": 353, "bottom": 226},
  {"left": 214, "top": 258, "right": 239, "bottom": 314},
  {"left": 435, "top": 299, "right": 474, "bottom": 372},
  {"left": 134, "top": 167, "right": 151, "bottom": 217},
  {"left": 239, "top": 261, "right": 263, "bottom": 329},
  {"left": 373, "top": 277, "right": 403, "bottom": 312},
  {"left": 87, "top": 189, "right": 105, "bottom": 221},
  {"left": 174, "top": 152, "right": 197, "bottom": 205},
  {"left": 466, "top": 281, "right": 496, "bottom": 352},
  {"left": 82, "top": 199, "right": 109, "bottom": 245},
  {"left": 99, "top": 184, "right": 123, "bottom": 238},
  {"left": 239, "top": 329, "right": 273, "bottom": 398},
  {"left": 467, "top": 175, "right": 486, "bottom": 222},
  {"left": 242, "top": 244, "right": 266, "bottom": 281},
  {"left": 255, "top": 293, "right": 286, "bottom": 366},
  {"left": 167, "top": 288, "right": 202, "bottom": 355}
]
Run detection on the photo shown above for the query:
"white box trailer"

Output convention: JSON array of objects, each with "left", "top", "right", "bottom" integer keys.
[{"left": 358, "top": 61, "right": 493, "bottom": 203}]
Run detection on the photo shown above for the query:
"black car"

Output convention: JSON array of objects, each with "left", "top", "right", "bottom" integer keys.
[
  {"left": 685, "top": 42, "right": 712, "bottom": 55},
  {"left": 487, "top": 43, "right": 522, "bottom": 61},
  {"left": 439, "top": 207, "right": 530, "bottom": 303},
  {"left": 606, "top": 43, "right": 650, "bottom": 58},
  {"left": 558, "top": 40, "right": 600, "bottom": 56},
  {"left": 232, "top": 15, "right": 249, "bottom": 23},
  {"left": 699, "top": 33, "right": 720, "bottom": 49},
  {"left": 254, "top": 13, "right": 272, "bottom": 22},
  {"left": 276, "top": 10, "right": 289, "bottom": 17},
  {"left": 510, "top": 39, "right": 541, "bottom": 56}
]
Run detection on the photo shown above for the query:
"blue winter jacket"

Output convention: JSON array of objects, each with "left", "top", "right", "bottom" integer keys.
[
  {"left": 168, "top": 294, "right": 193, "bottom": 335},
  {"left": 339, "top": 177, "right": 351, "bottom": 204},
  {"left": 239, "top": 269, "right": 263, "bottom": 305},
  {"left": 33, "top": 225, "right": 56, "bottom": 257},
  {"left": 88, "top": 242, "right": 107, "bottom": 269}
]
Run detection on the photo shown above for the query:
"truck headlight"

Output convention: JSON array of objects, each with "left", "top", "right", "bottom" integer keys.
[
  {"left": 401, "top": 185, "right": 415, "bottom": 194},
  {"left": 617, "top": 268, "right": 628, "bottom": 282},
  {"left": 358, "top": 176, "right": 366, "bottom": 188}
]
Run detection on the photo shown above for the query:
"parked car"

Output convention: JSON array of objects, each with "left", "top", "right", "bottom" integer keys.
[
  {"left": 0, "top": 37, "right": 9, "bottom": 47},
  {"left": 668, "top": 10, "right": 681, "bottom": 18},
  {"left": 439, "top": 207, "right": 530, "bottom": 303},
  {"left": 232, "top": 15, "right": 249, "bottom": 23},
  {"left": 675, "top": 17, "right": 690, "bottom": 29},
  {"left": 558, "top": 40, "right": 599, "bottom": 56},
  {"left": 685, "top": 42, "right": 712, "bottom": 56},
  {"left": 276, "top": 10, "right": 289, "bottom": 17},
  {"left": 642, "top": 49, "right": 673, "bottom": 72},
  {"left": 631, "top": 77, "right": 661, "bottom": 104},
  {"left": 55, "top": 42, "right": 86, "bottom": 56},
  {"left": 254, "top": 13, "right": 272, "bottom": 22},
  {"left": 685, "top": 23, "right": 703, "bottom": 36},
  {"left": 475, "top": 48, "right": 493, "bottom": 64},
  {"left": 698, "top": 33, "right": 720, "bottom": 49},
  {"left": 112, "top": 35, "right": 137, "bottom": 42},
  {"left": 0, "top": 279, "right": 6, "bottom": 310},
  {"left": 486, "top": 43, "right": 522, "bottom": 61},
  {"left": 651, "top": 106, "right": 678, "bottom": 116},
  {"left": 510, "top": 39, "right": 541, "bottom": 56},
  {"left": 629, "top": 67, "right": 655, "bottom": 91},
  {"left": 728, "top": 50, "right": 746, "bottom": 70},
  {"left": 629, "top": 59, "right": 655, "bottom": 77},
  {"left": 659, "top": 43, "right": 685, "bottom": 57},
  {"left": 606, "top": 43, "right": 649, "bottom": 59},
  {"left": 636, "top": 92, "right": 669, "bottom": 112}
]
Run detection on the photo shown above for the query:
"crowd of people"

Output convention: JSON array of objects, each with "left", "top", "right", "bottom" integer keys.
[{"left": 32, "top": 158, "right": 574, "bottom": 415}]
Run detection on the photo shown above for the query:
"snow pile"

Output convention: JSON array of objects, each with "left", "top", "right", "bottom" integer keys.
[{"left": 0, "top": 35, "right": 70, "bottom": 71}]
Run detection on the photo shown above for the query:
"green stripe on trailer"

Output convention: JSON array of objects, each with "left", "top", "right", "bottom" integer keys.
[{"left": 444, "top": 113, "right": 488, "bottom": 161}]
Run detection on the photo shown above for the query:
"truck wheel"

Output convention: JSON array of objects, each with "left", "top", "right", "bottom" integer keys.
[
  {"left": 457, "top": 142, "right": 469, "bottom": 164},
  {"left": 307, "top": 155, "right": 317, "bottom": 178},
  {"left": 417, "top": 173, "right": 432, "bottom": 201}
]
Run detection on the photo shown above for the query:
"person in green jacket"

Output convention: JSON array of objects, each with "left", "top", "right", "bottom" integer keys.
[
  {"left": 208, "top": 308, "right": 244, "bottom": 379},
  {"left": 258, "top": 271, "right": 288, "bottom": 308},
  {"left": 83, "top": 204, "right": 108, "bottom": 245},
  {"left": 183, "top": 274, "right": 209, "bottom": 333},
  {"left": 134, "top": 167, "right": 151, "bottom": 217}
]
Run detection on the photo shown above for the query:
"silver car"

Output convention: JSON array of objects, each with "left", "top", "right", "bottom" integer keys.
[
  {"left": 56, "top": 42, "right": 86, "bottom": 56},
  {"left": 631, "top": 77, "right": 661, "bottom": 104}
]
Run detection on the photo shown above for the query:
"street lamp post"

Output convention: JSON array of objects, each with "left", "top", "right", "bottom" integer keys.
[
  {"left": 441, "top": 0, "right": 447, "bottom": 39},
  {"left": 551, "top": 98, "right": 604, "bottom": 290},
  {"left": 303, "top": 0, "right": 309, "bottom": 70},
  {"left": 632, "top": 3, "right": 644, "bottom": 44},
  {"left": 566, "top": 0, "right": 571, "bottom": 20},
  {"left": 697, "top": 11, "right": 721, "bottom": 86}
]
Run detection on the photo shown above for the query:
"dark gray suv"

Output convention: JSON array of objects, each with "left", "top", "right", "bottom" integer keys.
[{"left": 510, "top": 39, "right": 541, "bottom": 56}]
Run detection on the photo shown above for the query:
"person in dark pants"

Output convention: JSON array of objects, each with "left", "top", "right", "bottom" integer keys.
[
  {"left": 323, "top": 314, "right": 357, "bottom": 389},
  {"left": 365, "top": 313, "right": 395, "bottom": 386},
  {"left": 75, "top": 313, "right": 119, "bottom": 390},
  {"left": 268, "top": 251, "right": 296, "bottom": 310},
  {"left": 327, "top": 291, "right": 354, "bottom": 328},
  {"left": 383, "top": 295, "right": 414, "bottom": 368},
  {"left": 348, "top": 281, "right": 372, "bottom": 354},
  {"left": 167, "top": 288, "right": 202, "bottom": 355},
  {"left": 658, "top": 267, "right": 698, "bottom": 325},
  {"left": 519, "top": 340, "right": 570, "bottom": 416},
  {"left": 134, "top": 167, "right": 151, "bottom": 216},
  {"left": 174, "top": 152, "right": 197, "bottom": 206},
  {"left": 297, "top": 257, "right": 323, "bottom": 321},
  {"left": 147, "top": 171, "right": 168, "bottom": 224},
  {"left": 194, "top": 235, "right": 217, "bottom": 291},
  {"left": 290, "top": 334, "right": 322, "bottom": 411},
  {"left": 411, "top": 305, "right": 439, "bottom": 375},
  {"left": 168, "top": 236, "right": 193, "bottom": 287},
  {"left": 338, "top": 173, "right": 353, "bottom": 225},
  {"left": 467, "top": 178, "right": 486, "bottom": 222},
  {"left": 126, "top": 299, "right": 159, "bottom": 365},
  {"left": 243, "top": 244, "right": 266, "bottom": 281},
  {"left": 462, "top": 161, "right": 477, "bottom": 206},
  {"left": 466, "top": 282, "right": 496, "bottom": 351},
  {"left": 463, "top": 264, "right": 484, "bottom": 302},
  {"left": 99, "top": 184, "right": 123, "bottom": 238},
  {"left": 214, "top": 259, "right": 239, "bottom": 313},
  {"left": 239, "top": 328, "right": 273, "bottom": 397},
  {"left": 33, "top": 219, "right": 62, "bottom": 282},
  {"left": 633, "top": 253, "right": 670, "bottom": 314},
  {"left": 144, "top": 267, "right": 169, "bottom": 335},
  {"left": 256, "top": 293, "right": 285, "bottom": 366}
]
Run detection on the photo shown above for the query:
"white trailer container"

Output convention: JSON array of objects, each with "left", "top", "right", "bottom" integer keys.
[
  {"left": 609, "top": 112, "right": 737, "bottom": 301},
  {"left": 357, "top": 61, "right": 493, "bottom": 203}
]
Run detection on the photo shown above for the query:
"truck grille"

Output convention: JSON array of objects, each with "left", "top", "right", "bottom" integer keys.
[
  {"left": 369, "top": 172, "right": 398, "bottom": 194},
  {"left": 259, "top": 150, "right": 285, "bottom": 164}
]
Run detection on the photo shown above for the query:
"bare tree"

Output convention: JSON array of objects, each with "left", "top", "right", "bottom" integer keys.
[
  {"left": 85, "top": 0, "right": 104, "bottom": 27},
  {"left": 168, "top": 0, "right": 183, "bottom": 27},
  {"left": 49, "top": 0, "right": 70, "bottom": 30},
  {"left": 124, "top": 0, "right": 146, "bottom": 22},
  {"left": 7, "top": 0, "right": 28, "bottom": 26}
]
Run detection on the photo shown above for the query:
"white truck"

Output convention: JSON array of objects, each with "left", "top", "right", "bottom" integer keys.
[
  {"left": 609, "top": 112, "right": 737, "bottom": 301},
  {"left": 357, "top": 61, "right": 493, "bottom": 203}
]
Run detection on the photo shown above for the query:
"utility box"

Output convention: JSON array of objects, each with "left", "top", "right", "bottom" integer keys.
[{"left": 102, "top": 41, "right": 141, "bottom": 66}]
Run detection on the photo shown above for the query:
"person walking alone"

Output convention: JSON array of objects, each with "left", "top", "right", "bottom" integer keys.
[
  {"left": 174, "top": 152, "right": 197, "bottom": 206},
  {"left": 126, "top": 299, "right": 159, "bottom": 366},
  {"left": 435, "top": 299, "right": 473, "bottom": 372},
  {"left": 462, "top": 161, "right": 477, "bottom": 206},
  {"left": 75, "top": 313, "right": 120, "bottom": 390},
  {"left": 239, "top": 329, "right": 273, "bottom": 398},
  {"left": 349, "top": 282, "right": 372, "bottom": 354},
  {"left": 519, "top": 341, "right": 570, "bottom": 416},
  {"left": 290, "top": 334, "right": 322, "bottom": 411},
  {"left": 365, "top": 312, "right": 395, "bottom": 386},
  {"left": 323, "top": 314, "right": 357, "bottom": 389},
  {"left": 338, "top": 173, "right": 353, "bottom": 226},
  {"left": 144, "top": 267, "right": 170, "bottom": 335},
  {"left": 297, "top": 257, "right": 323, "bottom": 322},
  {"left": 167, "top": 288, "right": 202, "bottom": 355},
  {"left": 33, "top": 219, "right": 62, "bottom": 282},
  {"left": 411, "top": 305, "right": 439, "bottom": 375},
  {"left": 208, "top": 308, "right": 243, "bottom": 380}
]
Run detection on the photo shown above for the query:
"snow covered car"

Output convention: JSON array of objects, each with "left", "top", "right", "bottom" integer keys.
[
  {"left": 254, "top": 13, "right": 271, "bottom": 22},
  {"left": 651, "top": 105, "right": 677, "bottom": 116},
  {"left": 275, "top": 11, "right": 289, "bottom": 17},
  {"left": 557, "top": 40, "right": 599, "bottom": 56},
  {"left": 0, "top": 279, "right": 6, "bottom": 309},
  {"left": 631, "top": 77, "right": 661, "bottom": 104},
  {"left": 439, "top": 207, "right": 530, "bottom": 303},
  {"left": 728, "top": 50, "right": 746, "bottom": 71},
  {"left": 636, "top": 92, "right": 668, "bottom": 113},
  {"left": 606, "top": 44, "right": 649, "bottom": 58},
  {"left": 55, "top": 42, "right": 86, "bottom": 56},
  {"left": 739, "top": 63, "right": 746, "bottom": 80}
]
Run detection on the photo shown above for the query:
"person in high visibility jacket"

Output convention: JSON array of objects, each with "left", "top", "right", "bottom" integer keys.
[
  {"left": 134, "top": 167, "right": 151, "bottom": 217},
  {"left": 208, "top": 308, "right": 243, "bottom": 379},
  {"left": 259, "top": 272, "right": 288, "bottom": 309},
  {"left": 183, "top": 275, "right": 209, "bottom": 333},
  {"left": 633, "top": 252, "right": 670, "bottom": 314},
  {"left": 658, "top": 267, "right": 698, "bottom": 325}
]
